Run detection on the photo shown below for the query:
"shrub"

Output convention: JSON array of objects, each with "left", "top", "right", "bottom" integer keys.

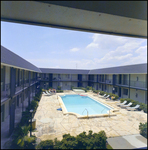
[
  {"left": 86, "top": 86, "right": 92, "bottom": 90},
  {"left": 112, "top": 94, "right": 119, "bottom": 100},
  {"left": 36, "top": 130, "right": 107, "bottom": 149},
  {"left": 139, "top": 103, "right": 147, "bottom": 113},
  {"left": 57, "top": 86, "right": 61, "bottom": 90},
  {"left": 100, "top": 91, "right": 105, "bottom": 95},
  {"left": 139, "top": 122, "right": 147, "bottom": 138},
  {"left": 36, "top": 140, "right": 54, "bottom": 149},
  {"left": 56, "top": 90, "right": 63, "bottom": 93},
  {"left": 30, "top": 100, "right": 38, "bottom": 111},
  {"left": 11, "top": 125, "right": 35, "bottom": 149},
  {"left": 34, "top": 96, "right": 40, "bottom": 102},
  {"left": 11, "top": 90, "right": 42, "bottom": 149}
]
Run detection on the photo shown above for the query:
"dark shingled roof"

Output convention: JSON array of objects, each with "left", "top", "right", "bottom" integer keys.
[
  {"left": 1, "top": 46, "right": 42, "bottom": 72},
  {"left": 89, "top": 63, "right": 147, "bottom": 74},
  {"left": 39, "top": 68, "right": 90, "bottom": 74}
]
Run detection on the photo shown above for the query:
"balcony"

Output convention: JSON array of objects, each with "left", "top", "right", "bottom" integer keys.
[
  {"left": 98, "top": 79, "right": 105, "bottom": 83},
  {"left": 15, "top": 81, "right": 23, "bottom": 93},
  {"left": 24, "top": 79, "right": 29, "bottom": 88},
  {"left": 105, "top": 79, "right": 112, "bottom": 84},
  {"left": 130, "top": 80, "right": 147, "bottom": 89},
  {"left": 115, "top": 80, "right": 129, "bottom": 86},
  {"left": 1, "top": 83, "right": 10, "bottom": 101},
  {"left": 30, "top": 78, "right": 37, "bottom": 85},
  {"left": 88, "top": 79, "right": 97, "bottom": 82},
  {"left": 52, "top": 77, "right": 79, "bottom": 82},
  {"left": 41, "top": 77, "right": 49, "bottom": 81}
]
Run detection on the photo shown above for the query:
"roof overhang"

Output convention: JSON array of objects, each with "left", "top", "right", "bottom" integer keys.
[{"left": 1, "top": 1, "right": 147, "bottom": 38}]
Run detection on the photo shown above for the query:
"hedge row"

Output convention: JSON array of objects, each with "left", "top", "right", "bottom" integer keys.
[
  {"left": 36, "top": 130, "right": 107, "bottom": 149},
  {"left": 139, "top": 122, "right": 147, "bottom": 138},
  {"left": 93, "top": 90, "right": 119, "bottom": 100},
  {"left": 56, "top": 90, "right": 64, "bottom": 93},
  {"left": 120, "top": 98, "right": 147, "bottom": 113},
  {"left": 11, "top": 88, "right": 42, "bottom": 149}
]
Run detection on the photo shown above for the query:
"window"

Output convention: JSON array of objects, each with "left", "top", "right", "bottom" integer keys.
[
  {"left": 115, "top": 87, "right": 118, "bottom": 93},
  {"left": 123, "top": 89, "right": 128, "bottom": 95},
  {"left": 105, "top": 84, "right": 106, "bottom": 90},
  {"left": 68, "top": 74, "right": 70, "bottom": 78},
  {"left": 137, "top": 77, "right": 139, "bottom": 81}
]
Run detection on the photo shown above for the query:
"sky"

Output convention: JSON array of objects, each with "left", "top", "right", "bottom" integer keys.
[{"left": 1, "top": 21, "right": 147, "bottom": 70}]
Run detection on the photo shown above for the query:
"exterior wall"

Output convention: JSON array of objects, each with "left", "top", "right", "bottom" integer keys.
[
  {"left": 82, "top": 75, "right": 88, "bottom": 81},
  {"left": 122, "top": 87, "right": 129, "bottom": 99},
  {"left": 52, "top": 82, "right": 58, "bottom": 89},
  {"left": 130, "top": 74, "right": 146, "bottom": 82},
  {"left": 94, "top": 75, "right": 97, "bottom": 82},
  {"left": 1, "top": 99, "right": 10, "bottom": 120},
  {"left": 82, "top": 82, "right": 88, "bottom": 88},
  {"left": 106, "top": 85, "right": 113, "bottom": 93},
  {"left": 61, "top": 82, "right": 71, "bottom": 90},
  {"left": 130, "top": 74, "right": 147, "bottom": 88},
  {"left": 5, "top": 66, "right": 10, "bottom": 84},
  {"left": 130, "top": 89, "right": 145, "bottom": 103},
  {"left": 71, "top": 74, "right": 78, "bottom": 81}
]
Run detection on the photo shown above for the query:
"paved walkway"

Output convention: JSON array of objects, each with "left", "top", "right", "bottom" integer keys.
[
  {"left": 32, "top": 91, "right": 147, "bottom": 145},
  {"left": 107, "top": 134, "right": 147, "bottom": 149}
]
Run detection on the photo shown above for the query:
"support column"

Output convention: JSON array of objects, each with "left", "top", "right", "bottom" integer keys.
[
  {"left": 9, "top": 98, "right": 15, "bottom": 135},
  {"left": 129, "top": 74, "right": 130, "bottom": 98}
]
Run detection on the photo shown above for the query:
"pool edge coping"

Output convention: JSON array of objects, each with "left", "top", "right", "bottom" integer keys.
[{"left": 57, "top": 94, "right": 119, "bottom": 119}]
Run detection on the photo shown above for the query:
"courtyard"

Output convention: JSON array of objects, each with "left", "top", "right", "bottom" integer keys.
[{"left": 33, "top": 91, "right": 147, "bottom": 143}]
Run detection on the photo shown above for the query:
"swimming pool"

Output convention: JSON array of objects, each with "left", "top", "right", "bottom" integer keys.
[{"left": 60, "top": 94, "right": 113, "bottom": 116}]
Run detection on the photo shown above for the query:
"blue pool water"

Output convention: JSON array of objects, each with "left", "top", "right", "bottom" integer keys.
[{"left": 60, "top": 95, "right": 112, "bottom": 115}]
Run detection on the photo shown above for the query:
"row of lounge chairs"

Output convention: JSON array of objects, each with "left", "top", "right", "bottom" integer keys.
[
  {"left": 43, "top": 90, "right": 55, "bottom": 96},
  {"left": 97, "top": 93, "right": 140, "bottom": 111},
  {"left": 97, "top": 93, "right": 111, "bottom": 99},
  {"left": 116, "top": 100, "right": 140, "bottom": 111}
]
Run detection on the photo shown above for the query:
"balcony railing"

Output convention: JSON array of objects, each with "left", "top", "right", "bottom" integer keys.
[
  {"left": 15, "top": 81, "right": 23, "bottom": 93},
  {"left": 98, "top": 79, "right": 105, "bottom": 83},
  {"left": 130, "top": 80, "right": 147, "bottom": 89},
  {"left": 1, "top": 83, "right": 10, "bottom": 100},
  {"left": 31, "top": 78, "right": 36, "bottom": 84},
  {"left": 115, "top": 80, "right": 129, "bottom": 86},
  {"left": 105, "top": 79, "right": 112, "bottom": 84},
  {"left": 24, "top": 79, "right": 29, "bottom": 87}
]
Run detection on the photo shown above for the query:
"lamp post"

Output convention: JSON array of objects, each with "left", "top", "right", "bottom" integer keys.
[{"left": 30, "top": 109, "right": 33, "bottom": 137}]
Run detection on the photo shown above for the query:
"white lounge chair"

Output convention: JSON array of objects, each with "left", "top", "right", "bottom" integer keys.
[
  {"left": 126, "top": 104, "right": 140, "bottom": 111},
  {"left": 102, "top": 95, "right": 110, "bottom": 99},
  {"left": 120, "top": 102, "right": 132, "bottom": 108},
  {"left": 44, "top": 91, "right": 51, "bottom": 96},
  {"left": 99, "top": 94, "right": 106, "bottom": 97},
  {"left": 43, "top": 92, "right": 46, "bottom": 94},
  {"left": 116, "top": 100, "right": 127, "bottom": 106}
]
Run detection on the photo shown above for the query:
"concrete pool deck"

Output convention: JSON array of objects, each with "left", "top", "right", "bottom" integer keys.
[{"left": 33, "top": 91, "right": 147, "bottom": 144}]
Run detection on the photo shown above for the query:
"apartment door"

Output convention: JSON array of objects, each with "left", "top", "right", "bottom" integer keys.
[
  {"left": 119, "top": 87, "right": 121, "bottom": 97},
  {"left": 119, "top": 74, "right": 122, "bottom": 84},
  {"left": 9, "top": 100, "right": 15, "bottom": 135}
]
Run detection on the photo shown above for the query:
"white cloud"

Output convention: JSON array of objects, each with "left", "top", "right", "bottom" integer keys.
[
  {"left": 86, "top": 43, "right": 99, "bottom": 49},
  {"left": 70, "top": 48, "right": 79, "bottom": 52},
  {"left": 135, "top": 45, "right": 147, "bottom": 54}
]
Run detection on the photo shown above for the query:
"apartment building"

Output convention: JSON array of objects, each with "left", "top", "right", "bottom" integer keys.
[
  {"left": 39, "top": 64, "right": 147, "bottom": 104},
  {"left": 1, "top": 46, "right": 41, "bottom": 136},
  {"left": 1, "top": 45, "right": 147, "bottom": 136},
  {"left": 39, "top": 68, "right": 90, "bottom": 90}
]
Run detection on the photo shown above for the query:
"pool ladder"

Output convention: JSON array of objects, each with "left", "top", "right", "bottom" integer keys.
[
  {"left": 101, "top": 108, "right": 110, "bottom": 117},
  {"left": 82, "top": 108, "right": 89, "bottom": 119}
]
